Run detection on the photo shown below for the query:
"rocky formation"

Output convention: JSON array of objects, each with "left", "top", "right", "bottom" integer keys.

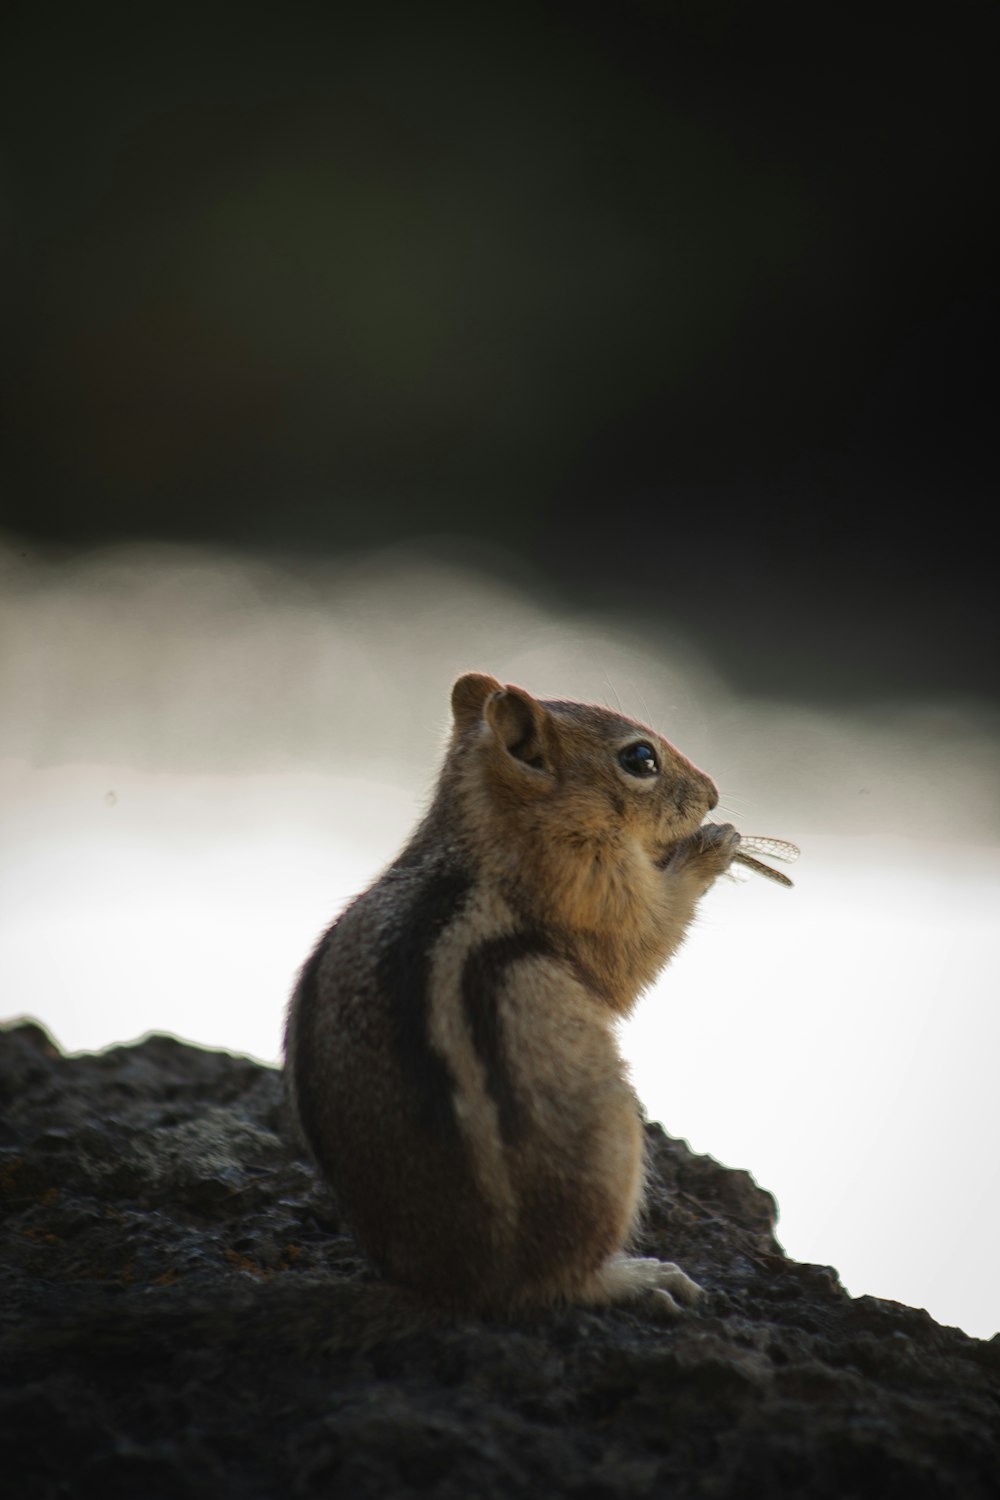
[{"left": 2, "top": 1019, "right": 998, "bottom": 1498}]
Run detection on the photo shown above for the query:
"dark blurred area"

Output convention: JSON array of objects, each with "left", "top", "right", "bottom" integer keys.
[{"left": 2, "top": 3, "right": 997, "bottom": 704}]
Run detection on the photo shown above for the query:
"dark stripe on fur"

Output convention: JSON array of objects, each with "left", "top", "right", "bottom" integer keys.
[
  {"left": 377, "top": 864, "right": 474, "bottom": 1141},
  {"left": 462, "top": 931, "right": 556, "bottom": 1146}
]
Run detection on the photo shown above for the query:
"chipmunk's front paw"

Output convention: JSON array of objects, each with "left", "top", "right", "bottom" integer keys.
[{"left": 668, "top": 823, "right": 741, "bottom": 885}]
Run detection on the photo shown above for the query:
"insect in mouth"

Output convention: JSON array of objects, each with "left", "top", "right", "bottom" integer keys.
[{"left": 731, "top": 835, "right": 800, "bottom": 888}]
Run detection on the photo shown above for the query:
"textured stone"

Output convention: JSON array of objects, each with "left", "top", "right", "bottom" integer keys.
[{"left": 2, "top": 1019, "right": 997, "bottom": 1498}]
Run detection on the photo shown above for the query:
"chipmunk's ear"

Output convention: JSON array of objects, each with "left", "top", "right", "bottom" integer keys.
[
  {"left": 451, "top": 672, "right": 503, "bottom": 733},
  {"left": 483, "top": 683, "right": 552, "bottom": 773},
  {"left": 451, "top": 674, "right": 553, "bottom": 776}
]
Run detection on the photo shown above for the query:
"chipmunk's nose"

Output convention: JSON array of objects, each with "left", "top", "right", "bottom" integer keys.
[{"left": 704, "top": 779, "right": 719, "bottom": 811}]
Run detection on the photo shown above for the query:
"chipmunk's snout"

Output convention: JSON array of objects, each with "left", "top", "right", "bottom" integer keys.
[
  {"left": 679, "top": 772, "right": 718, "bottom": 815},
  {"left": 672, "top": 775, "right": 716, "bottom": 819}
]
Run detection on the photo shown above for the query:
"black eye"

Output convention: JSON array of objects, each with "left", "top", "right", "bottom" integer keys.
[{"left": 618, "top": 741, "right": 659, "bottom": 777}]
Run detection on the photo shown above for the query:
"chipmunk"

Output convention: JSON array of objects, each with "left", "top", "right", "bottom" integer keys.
[{"left": 284, "top": 672, "right": 740, "bottom": 1318}]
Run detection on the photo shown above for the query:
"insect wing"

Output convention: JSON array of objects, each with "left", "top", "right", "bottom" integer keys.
[{"left": 738, "top": 836, "right": 800, "bottom": 863}]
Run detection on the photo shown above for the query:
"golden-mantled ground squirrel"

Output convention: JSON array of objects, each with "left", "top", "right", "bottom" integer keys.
[{"left": 284, "top": 673, "right": 740, "bottom": 1318}]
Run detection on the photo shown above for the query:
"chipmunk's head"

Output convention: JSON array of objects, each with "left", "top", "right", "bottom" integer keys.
[{"left": 448, "top": 672, "right": 717, "bottom": 863}]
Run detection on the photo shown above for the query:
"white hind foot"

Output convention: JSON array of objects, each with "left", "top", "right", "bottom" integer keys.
[{"left": 581, "top": 1253, "right": 704, "bottom": 1318}]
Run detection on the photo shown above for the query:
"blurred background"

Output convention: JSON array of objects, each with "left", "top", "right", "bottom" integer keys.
[{"left": 2, "top": 4, "right": 997, "bottom": 1336}]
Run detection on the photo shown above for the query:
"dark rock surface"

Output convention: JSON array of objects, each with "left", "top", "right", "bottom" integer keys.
[{"left": 2, "top": 1018, "right": 998, "bottom": 1498}]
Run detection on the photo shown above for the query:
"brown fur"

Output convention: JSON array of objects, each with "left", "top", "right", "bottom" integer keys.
[{"left": 284, "top": 672, "right": 739, "bottom": 1316}]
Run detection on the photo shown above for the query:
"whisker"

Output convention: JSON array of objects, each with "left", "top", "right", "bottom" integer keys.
[{"left": 603, "top": 675, "right": 624, "bottom": 716}]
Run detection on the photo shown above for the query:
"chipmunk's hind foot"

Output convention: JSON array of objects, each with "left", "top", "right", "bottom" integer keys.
[{"left": 581, "top": 1253, "right": 704, "bottom": 1319}]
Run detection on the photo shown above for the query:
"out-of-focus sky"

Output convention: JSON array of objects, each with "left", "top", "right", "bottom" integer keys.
[{"left": 1, "top": 5, "right": 997, "bottom": 1337}]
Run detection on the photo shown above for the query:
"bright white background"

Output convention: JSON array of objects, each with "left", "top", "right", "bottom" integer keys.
[{"left": 2, "top": 538, "right": 997, "bottom": 1338}]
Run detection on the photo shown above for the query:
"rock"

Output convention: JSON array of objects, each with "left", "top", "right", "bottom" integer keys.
[{"left": 1, "top": 1018, "right": 997, "bottom": 1498}]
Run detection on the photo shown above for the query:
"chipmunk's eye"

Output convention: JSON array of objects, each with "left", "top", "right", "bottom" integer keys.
[{"left": 618, "top": 742, "right": 659, "bottom": 777}]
